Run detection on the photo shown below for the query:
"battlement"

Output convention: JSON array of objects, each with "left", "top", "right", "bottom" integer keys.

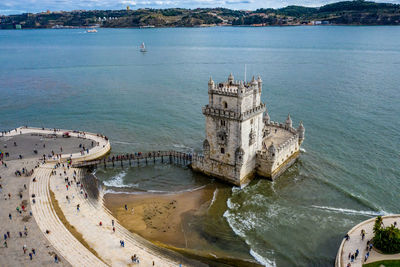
[
  {"left": 202, "top": 103, "right": 265, "bottom": 121},
  {"left": 242, "top": 103, "right": 266, "bottom": 120},
  {"left": 208, "top": 73, "right": 262, "bottom": 98},
  {"left": 202, "top": 106, "right": 239, "bottom": 120},
  {"left": 266, "top": 121, "right": 298, "bottom": 135}
]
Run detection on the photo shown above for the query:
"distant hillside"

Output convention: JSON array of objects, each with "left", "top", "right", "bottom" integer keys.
[{"left": 1, "top": 0, "right": 400, "bottom": 29}]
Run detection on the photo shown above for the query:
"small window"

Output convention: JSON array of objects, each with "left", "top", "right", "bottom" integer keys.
[
  {"left": 221, "top": 147, "right": 225, "bottom": 154},
  {"left": 250, "top": 119, "right": 254, "bottom": 124},
  {"left": 223, "top": 101, "right": 228, "bottom": 109},
  {"left": 221, "top": 120, "right": 226, "bottom": 126}
]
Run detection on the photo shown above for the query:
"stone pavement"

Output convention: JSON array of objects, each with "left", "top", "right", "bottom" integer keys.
[
  {"left": 0, "top": 126, "right": 110, "bottom": 266},
  {"left": 0, "top": 160, "right": 70, "bottom": 266},
  {"left": 49, "top": 164, "right": 188, "bottom": 266},
  {"left": 30, "top": 165, "right": 107, "bottom": 266},
  {"left": 1, "top": 126, "right": 111, "bottom": 163},
  {"left": 336, "top": 215, "right": 400, "bottom": 267}
]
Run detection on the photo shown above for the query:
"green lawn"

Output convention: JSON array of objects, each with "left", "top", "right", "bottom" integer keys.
[{"left": 363, "top": 260, "right": 400, "bottom": 267}]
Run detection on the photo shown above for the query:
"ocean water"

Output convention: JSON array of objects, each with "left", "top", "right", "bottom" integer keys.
[{"left": 1, "top": 26, "right": 400, "bottom": 266}]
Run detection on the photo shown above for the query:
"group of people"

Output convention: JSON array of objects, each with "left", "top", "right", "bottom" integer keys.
[
  {"left": 2, "top": 177, "right": 35, "bottom": 262},
  {"left": 345, "top": 229, "right": 375, "bottom": 267},
  {"left": 15, "top": 167, "right": 34, "bottom": 177}
]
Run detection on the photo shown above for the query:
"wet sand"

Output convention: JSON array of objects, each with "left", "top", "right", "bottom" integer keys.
[
  {"left": 104, "top": 185, "right": 262, "bottom": 266},
  {"left": 104, "top": 185, "right": 215, "bottom": 248}
]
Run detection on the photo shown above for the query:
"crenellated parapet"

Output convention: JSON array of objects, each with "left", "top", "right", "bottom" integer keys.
[
  {"left": 202, "top": 106, "right": 239, "bottom": 120},
  {"left": 241, "top": 103, "right": 266, "bottom": 121},
  {"left": 202, "top": 103, "right": 265, "bottom": 121}
]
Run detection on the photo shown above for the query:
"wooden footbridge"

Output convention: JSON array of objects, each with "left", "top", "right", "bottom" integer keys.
[{"left": 71, "top": 150, "right": 193, "bottom": 168}]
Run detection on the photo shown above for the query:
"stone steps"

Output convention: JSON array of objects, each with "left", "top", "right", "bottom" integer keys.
[
  {"left": 48, "top": 166, "right": 181, "bottom": 266},
  {"left": 30, "top": 167, "right": 107, "bottom": 266}
]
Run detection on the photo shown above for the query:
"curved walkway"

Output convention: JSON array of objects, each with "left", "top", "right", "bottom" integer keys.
[
  {"left": 30, "top": 165, "right": 107, "bottom": 266},
  {"left": 336, "top": 215, "right": 400, "bottom": 267},
  {"left": 49, "top": 166, "right": 186, "bottom": 266},
  {"left": 2, "top": 126, "right": 111, "bottom": 163}
]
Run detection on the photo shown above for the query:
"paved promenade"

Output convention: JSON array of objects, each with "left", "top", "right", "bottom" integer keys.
[
  {"left": 1, "top": 126, "right": 111, "bottom": 163},
  {"left": 30, "top": 165, "right": 106, "bottom": 266},
  {"left": 336, "top": 215, "right": 400, "bottom": 267},
  {"left": 2, "top": 126, "right": 196, "bottom": 266},
  {"left": 49, "top": 165, "right": 186, "bottom": 266}
]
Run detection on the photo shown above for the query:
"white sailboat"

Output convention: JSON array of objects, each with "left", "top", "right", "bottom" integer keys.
[{"left": 140, "top": 42, "right": 147, "bottom": 52}]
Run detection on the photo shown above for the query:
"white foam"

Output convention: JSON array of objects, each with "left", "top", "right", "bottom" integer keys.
[
  {"left": 250, "top": 249, "right": 276, "bottom": 267},
  {"left": 223, "top": 207, "right": 276, "bottom": 267},
  {"left": 105, "top": 185, "right": 207, "bottom": 195},
  {"left": 311, "top": 205, "right": 387, "bottom": 216},
  {"left": 209, "top": 188, "right": 218, "bottom": 209},
  {"left": 102, "top": 170, "right": 138, "bottom": 188},
  {"left": 112, "top": 140, "right": 139, "bottom": 145},
  {"left": 300, "top": 148, "right": 306, "bottom": 153}
]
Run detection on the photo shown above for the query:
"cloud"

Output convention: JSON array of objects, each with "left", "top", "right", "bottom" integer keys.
[{"left": 1, "top": 0, "right": 400, "bottom": 15}]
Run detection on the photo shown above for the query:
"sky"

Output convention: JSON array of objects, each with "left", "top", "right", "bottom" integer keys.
[{"left": 0, "top": 0, "right": 399, "bottom": 15}]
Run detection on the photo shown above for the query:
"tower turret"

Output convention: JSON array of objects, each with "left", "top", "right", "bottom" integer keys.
[
  {"left": 251, "top": 76, "right": 257, "bottom": 86},
  {"left": 228, "top": 73, "right": 234, "bottom": 84},
  {"left": 297, "top": 121, "right": 305, "bottom": 145},
  {"left": 238, "top": 80, "right": 245, "bottom": 97},
  {"left": 208, "top": 77, "right": 214, "bottom": 90},
  {"left": 263, "top": 109, "right": 270, "bottom": 124},
  {"left": 257, "top": 76, "right": 262, "bottom": 92},
  {"left": 285, "top": 113, "right": 292, "bottom": 129}
]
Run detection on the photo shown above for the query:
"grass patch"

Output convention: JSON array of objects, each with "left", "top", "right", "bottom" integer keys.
[
  {"left": 364, "top": 260, "right": 400, "bottom": 267},
  {"left": 49, "top": 189, "right": 109, "bottom": 266}
]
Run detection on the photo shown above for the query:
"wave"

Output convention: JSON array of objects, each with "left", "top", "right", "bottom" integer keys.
[
  {"left": 224, "top": 192, "right": 276, "bottom": 267},
  {"left": 300, "top": 148, "right": 307, "bottom": 153},
  {"left": 172, "top": 143, "right": 194, "bottom": 152},
  {"left": 102, "top": 170, "right": 138, "bottom": 188},
  {"left": 112, "top": 140, "right": 140, "bottom": 145},
  {"left": 209, "top": 188, "right": 218, "bottom": 209},
  {"left": 224, "top": 208, "right": 275, "bottom": 266},
  {"left": 250, "top": 249, "right": 276, "bottom": 267},
  {"left": 105, "top": 184, "right": 207, "bottom": 195},
  {"left": 311, "top": 205, "right": 388, "bottom": 216}
]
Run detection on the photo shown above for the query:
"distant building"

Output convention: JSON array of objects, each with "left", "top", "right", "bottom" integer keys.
[
  {"left": 127, "top": 6, "right": 130, "bottom": 11},
  {"left": 192, "top": 74, "right": 305, "bottom": 186},
  {"left": 15, "top": 24, "right": 22, "bottom": 29}
]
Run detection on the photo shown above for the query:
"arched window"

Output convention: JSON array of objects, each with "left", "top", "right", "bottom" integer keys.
[
  {"left": 223, "top": 101, "right": 228, "bottom": 109},
  {"left": 221, "top": 147, "right": 225, "bottom": 154}
]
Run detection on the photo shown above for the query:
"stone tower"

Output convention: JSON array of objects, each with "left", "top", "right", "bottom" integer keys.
[{"left": 192, "top": 74, "right": 266, "bottom": 185}]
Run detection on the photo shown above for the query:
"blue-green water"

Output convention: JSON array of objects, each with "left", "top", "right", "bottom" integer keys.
[{"left": 1, "top": 26, "right": 399, "bottom": 266}]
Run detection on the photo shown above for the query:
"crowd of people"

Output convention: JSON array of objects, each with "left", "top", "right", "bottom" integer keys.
[{"left": 344, "top": 229, "right": 375, "bottom": 267}]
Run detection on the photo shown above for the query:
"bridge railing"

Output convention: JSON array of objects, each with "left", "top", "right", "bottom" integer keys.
[{"left": 71, "top": 150, "right": 193, "bottom": 168}]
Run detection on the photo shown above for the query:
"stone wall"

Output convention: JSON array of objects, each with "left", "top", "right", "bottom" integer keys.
[{"left": 256, "top": 122, "right": 300, "bottom": 179}]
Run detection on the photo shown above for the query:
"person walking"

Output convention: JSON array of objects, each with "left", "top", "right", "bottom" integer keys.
[
  {"left": 112, "top": 219, "right": 114, "bottom": 226},
  {"left": 29, "top": 252, "right": 33, "bottom": 260},
  {"left": 8, "top": 213, "right": 12, "bottom": 220},
  {"left": 54, "top": 254, "right": 59, "bottom": 263}
]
